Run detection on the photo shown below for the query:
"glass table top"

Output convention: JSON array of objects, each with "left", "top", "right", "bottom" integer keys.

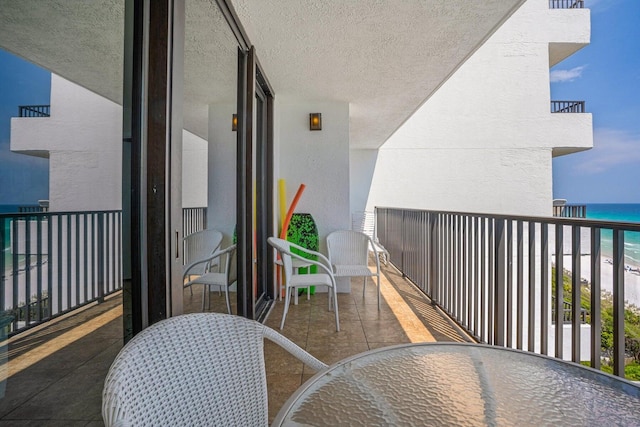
[{"left": 273, "top": 343, "right": 640, "bottom": 426}]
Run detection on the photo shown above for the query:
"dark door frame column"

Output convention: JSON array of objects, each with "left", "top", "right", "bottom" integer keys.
[{"left": 123, "top": 0, "right": 185, "bottom": 339}]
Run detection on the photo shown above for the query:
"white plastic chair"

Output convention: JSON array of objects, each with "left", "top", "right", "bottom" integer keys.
[
  {"left": 327, "top": 230, "right": 382, "bottom": 309},
  {"left": 102, "top": 313, "right": 327, "bottom": 427},
  {"left": 268, "top": 237, "right": 340, "bottom": 332},
  {"left": 183, "top": 229, "right": 223, "bottom": 295},
  {"left": 183, "top": 244, "right": 236, "bottom": 313},
  {"left": 351, "top": 211, "right": 389, "bottom": 265}
]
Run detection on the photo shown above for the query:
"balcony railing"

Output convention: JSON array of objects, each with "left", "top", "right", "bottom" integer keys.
[
  {"left": 18, "top": 105, "right": 51, "bottom": 117},
  {"left": 0, "top": 210, "right": 122, "bottom": 336},
  {"left": 376, "top": 207, "right": 640, "bottom": 378},
  {"left": 551, "top": 100, "right": 585, "bottom": 113},
  {"left": 549, "top": 0, "right": 585, "bottom": 8},
  {"left": 0, "top": 207, "right": 207, "bottom": 337},
  {"left": 553, "top": 204, "right": 587, "bottom": 218},
  {"left": 183, "top": 207, "right": 208, "bottom": 237}
]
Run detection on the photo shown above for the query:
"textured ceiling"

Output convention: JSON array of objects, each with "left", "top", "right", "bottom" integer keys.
[{"left": 0, "top": 0, "right": 524, "bottom": 148}]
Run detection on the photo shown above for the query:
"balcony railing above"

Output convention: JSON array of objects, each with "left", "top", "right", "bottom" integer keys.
[
  {"left": 551, "top": 100, "right": 585, "bottom": 113},
  {"left": 18, "top": 105, "right": 50, "bottom": 117},
  {"left": 549, "top": 0, "right": 585, "bottom": 8},
  {"left": 553, "top": 204, "right": 587, "bottom": 218}
]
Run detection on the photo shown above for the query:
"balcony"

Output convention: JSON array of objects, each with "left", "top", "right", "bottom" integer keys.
[
  {"left": 2, "top": 206, "right": 638, "bottom": 423},
  {"left": 0, "top": 258, "right": 465, "bottom": 424},
  {"left": 17, "top": 105, "right": 50, "bottom": 118},
  {"left": 551, "top": 100, "right": 585, "bottom": 113},
  {"left": 549, "top": 0, "right": 585, "bottom": 9}
]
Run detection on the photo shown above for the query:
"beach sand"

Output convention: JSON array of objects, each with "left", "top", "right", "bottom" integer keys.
[{"left": 562, "top": 254, "right": 640, "bottom": 309}]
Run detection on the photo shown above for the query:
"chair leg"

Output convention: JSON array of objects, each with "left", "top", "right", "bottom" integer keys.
[
  {"left": 376, "top": 274, "right": 381, "bottom": 310},
  {"left": 332, "top": 287, "right": 340, "bottom": 332},
  {"left": 224, "top": 285, "right": 232, "bottom": 314},
  {"left": 362, "top": 277, "right": 367, "bottom": 298},
  {"left": 280, "top": 286, "right": 292, "bottom": 330},
  {"left": 201, "top": 285, "right": 207, "bottom": 312}
]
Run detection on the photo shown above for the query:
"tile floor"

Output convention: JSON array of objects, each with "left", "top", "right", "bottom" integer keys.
[{"left": 0, "top": 262, "right": 470, "bottom": 425}]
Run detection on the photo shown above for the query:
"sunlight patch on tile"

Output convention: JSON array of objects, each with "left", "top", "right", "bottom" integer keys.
[
  {"left": 1, "top": 304, "right": 122, "bottom": 381},
  {"left": 378, "top": 268, "right": 435, "bottom": 343}
]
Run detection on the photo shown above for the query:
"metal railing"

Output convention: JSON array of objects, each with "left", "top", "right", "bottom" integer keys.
[
  {"left": 183, "top": 207, "right": 207, "bottom": 237},
  {"left": 376, "top": 207, "right": 640, "bottom": 378},
  {"left": 550, "top": 0, "right": 585, "bottom": 8},
  {"left": 18, "top": 105, "right": 51, "bottom": 118},
  {"left": 554, "top": 204, "right": 587, "bottom": 218},
  {"left": 0, "top": 210, "right": 122, "bottom": 336},
  {"left": 551, "top": 101, "right": 585, "bottom": 113},
  {"left": 553, "top": 296, "right": 588, "bottom": 324}
]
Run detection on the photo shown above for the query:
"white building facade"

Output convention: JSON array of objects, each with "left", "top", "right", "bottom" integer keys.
[{"left": 352, "top": 0, "right": 591, "bottom": 217}]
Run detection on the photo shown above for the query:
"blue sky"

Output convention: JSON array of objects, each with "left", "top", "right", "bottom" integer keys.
[
  {"left": 0, "top": 0, "right": 638, "bottom": 205},
  {"left": 551, "top": 0, "right": 640, "bottom": 203},
  {"left": 0, "top": 50, "right": 50, "bottom": 205}
]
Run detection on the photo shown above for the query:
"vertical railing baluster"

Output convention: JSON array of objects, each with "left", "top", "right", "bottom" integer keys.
[
  {"left": 517, "top": 221, "right": 524, "bottom": 349},
  {"left": 495, "top": 218, "right": 506, "bottom": 346},
  {"left": 76, "top": 213, "right": 81, "bottom": 306},
  {"left": 540, "top": 223, "right": 549, "bottom": 355},
  {"left": 488, "top": 218, "right": 495, "bottom": 344},
  {"left": 528, "top": 222, "right": 536, "bottom": 352},
  {"left": 0, "top": 217, "right": 5, "bottom": 315},
  {"left": 462, "top": 215, "right": 468, "bottom": 329},
  {"left": 66, "top": 215, "right": 72, "bottom": 310},
  {"left": 84, "top": 213, "right": 89, "bottom": 299},
  {"left": 612, "top": 229, "right": 625, "bottom": 377},
  {"left": 571, "top": 225, "right": 581, "bottom": 362},
  {"left": 12, "top": 217, "right": 19, "bottom": 329},
  {"left": 473, "top": 216, "right": 479, "bottom": 337},
  {"left": 507, "top": 220, "right": 513, "bottom": 348},
  {"left": 555, "top": 224, "right": 564, "bottom": 359},
  {"left": 25, "top": 215, "right": 32, "bottom": 325},
  {"left": 480, "top": 217, "right": 486, "bottom": 342},
  {"left": 98, "top": 213, "right": 105, "bottom": 302},
  {"left": 590, "top": 228, "right": 601, "bottom": 369}
]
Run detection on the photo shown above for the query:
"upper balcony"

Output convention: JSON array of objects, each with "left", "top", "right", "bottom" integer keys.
[
  {"left": 547, "top": 0, "right": 590, "bottom": 67},
  {"left": 549, "top": 100, "right": 592, "bottom": 157}
]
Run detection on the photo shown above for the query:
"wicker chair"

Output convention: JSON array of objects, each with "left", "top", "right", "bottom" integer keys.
[
  {"left": 327, "top": 230, "right": 382, "bottom": 309},
  {"left": 183, "top": 244, "right": 236, "bottom": 313},
  {"left": 102, "top": 313, "right": 327, "bottom": 427},
  {"left": 268, "top": 237, "right": 340, "bottom": 332},
  {"left": 183, "top": 229, "right": 223, "bottom": 295}
]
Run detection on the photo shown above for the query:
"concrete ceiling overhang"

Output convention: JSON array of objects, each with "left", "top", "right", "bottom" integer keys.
[{"left": 0, "top": 0, "right": 525, "bottom": 149}]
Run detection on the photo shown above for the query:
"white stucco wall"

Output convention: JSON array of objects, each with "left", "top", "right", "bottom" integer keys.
[
  {"left": 11, "top": 75, "right": 122, "bottom": 211},
  {"left": 358, "top": 0, "right": 592, "bottom": 218},
  {"left": 182, "top": 130, "right": 208, "bottom": 208},
  {"left": 207, "top": 103, "right": 236, "bottom": 243},
  {"left": 275, "top": 98, "right": 351, "bottom": 249},
  {"left": 11, "top": 75, "right": 207, "bottom": 212}
]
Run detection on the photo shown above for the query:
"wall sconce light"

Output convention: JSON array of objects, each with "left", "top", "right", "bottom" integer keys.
[
  {"left": 232, "top": 114, "right": 238, "bottom": 131},
  {"left": 309, "top": 113, "right": 322, "bottom": 131}
]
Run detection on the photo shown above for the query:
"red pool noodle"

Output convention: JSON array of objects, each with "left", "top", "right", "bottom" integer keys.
[
  {"left": 277, "top": 183, "right": 306, "bottom": 297},
  {"left": 280, "top": 183, "right": 306, "bottom": 239}
]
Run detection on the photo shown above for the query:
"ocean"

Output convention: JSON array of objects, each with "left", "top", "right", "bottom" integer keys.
[{"left": 585, "top": 203, "right": 640, "bottom": 267}]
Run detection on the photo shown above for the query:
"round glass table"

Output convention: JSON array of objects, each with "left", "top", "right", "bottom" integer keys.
[{"left": 273, "top": 343, "right": 640, "bottom": 426}]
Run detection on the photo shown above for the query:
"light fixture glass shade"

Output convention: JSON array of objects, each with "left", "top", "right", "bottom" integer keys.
[
  {"left": 232, "top": 114, "right": 238, "bottom": 131},
  {"left": 309, "top": 113, "right": 322, "bottom": 131}
]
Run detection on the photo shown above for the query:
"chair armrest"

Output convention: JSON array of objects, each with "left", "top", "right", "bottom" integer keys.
[
  {"left": 182, "top": 245, "right": 234, "bottom": 279},
  {"left": 285, "top": 241, "right": 334, "bottom": 276}
]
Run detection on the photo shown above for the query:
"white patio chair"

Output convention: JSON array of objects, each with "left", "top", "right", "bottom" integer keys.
[
  {"left": 183, "top": 228, "right": 223, "bottom": 280},
  {"left": 183, "top": 244, "right": 236, "bottom": 313},
  {"left": 351, "top": 211, "right": 390, "bottom": 265},
  {"left": 102, "top": 313, "right": 327, "bottom": 427},
  {"left": 327, "top": 230, "right": 382, "bottom": 309},
  {"left": 268, "top": 237, "right": 340, "bottom": 332}
]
